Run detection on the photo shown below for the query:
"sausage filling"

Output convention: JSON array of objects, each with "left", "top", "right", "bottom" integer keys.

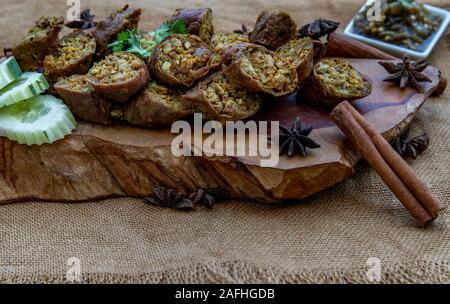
[
  {"left": 147, "top": 80, "right": 184, "bottom": 109},
  {"left": 159, "top": 36, "right": 217, "bottom": 83},
  {"left": 88, "top": 52, "right": 144, "bottom": 84},
  {"left": 19, "top": 16, "right": 64, "bottom": 43},
  {"left": 277, "top": 38, "right": 313, "bottom": 67},
  {"left": 55, "top": 75, "right": 92, "bottom": 92},
  {"left": 203, "top": 73, "right": 261, "bottom": 118},
  {"left": 198, "top": 10, "right": 214, "bottom": 42},
  {"left": 241, "top": 47, "right": 296, "bottom": 94},
  {"left": 210, "top": 33, "right": 249, "bottom": 53},
  {"left": 50, "top": 33, "right": 95, "bottom": 67},
  {"left": 315, "top": 59, "right": 369, "bottom": 97}
]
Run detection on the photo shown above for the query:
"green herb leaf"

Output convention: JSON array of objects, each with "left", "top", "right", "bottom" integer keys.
[
  {"left": 108, "top": 19, "right": 189, "bottom": 59},
  {"left": 170, "top": 19, "right": 189, "bottom": 35},
  {"left": 108, "top": 30, "right": 150, "bottom": 59}
]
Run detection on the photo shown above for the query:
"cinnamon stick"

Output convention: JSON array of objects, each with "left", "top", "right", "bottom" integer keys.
[
  {"left": 326, "top": 33, "right": 397, "bottom": 60},
  {"left": 342, "top": 102, "right": 445, "bottom": 218},
  {"left": 330, "top": 101, "right": 438, "bottom": 226}
]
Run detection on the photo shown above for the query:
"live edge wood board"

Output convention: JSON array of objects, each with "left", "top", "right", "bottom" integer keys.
[{"left": 0, "top": 58, "right": 441, "bottom": 204}]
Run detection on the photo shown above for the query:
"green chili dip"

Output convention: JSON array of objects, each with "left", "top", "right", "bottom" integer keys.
[{"left": 353, "top": 0, "right": 441, "bottom": 51}]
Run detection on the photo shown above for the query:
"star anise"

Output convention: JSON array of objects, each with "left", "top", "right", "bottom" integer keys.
[
  {"left": 65, "top": 9, "right": 97, "bottom": 30},
  {"left": 298, "top": 18, "right": 340, "bottom": 39},
  {"left": 233, "top": 24, "right": 250, "bottom": 35},
  {"left": 379, "top": 55, "right": 432, "bottom": 90},
  {"left": 276, "top": 116, "right": 321, "bottom": 157},
  {"left": 391, "top": 128, "right": 430, "bottom": 159},
  {"left": 144, "top": 185, "right": 194, "bottom": 211},
  {"left": 189, "top": 189, "right": 215, "bottom": 209}
]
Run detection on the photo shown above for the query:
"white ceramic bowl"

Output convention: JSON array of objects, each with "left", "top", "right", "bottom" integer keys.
[{"left": 344, "top": 0, "right": 450, "bottom": 60}]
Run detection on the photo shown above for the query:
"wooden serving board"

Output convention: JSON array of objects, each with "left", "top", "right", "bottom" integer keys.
[{"left": 0, "top": 58, "right": 441, "bottom": 204}]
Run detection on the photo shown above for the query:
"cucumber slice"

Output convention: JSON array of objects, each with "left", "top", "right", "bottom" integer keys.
[
  {"left": 0, "top": 72, "right": 49, "bottom": 109},
  {"left": 0, "top": 95, "right": 77, "bottom": 145},
  {"left": 0, "top": 57, "right": 22, "bottom": 90}
]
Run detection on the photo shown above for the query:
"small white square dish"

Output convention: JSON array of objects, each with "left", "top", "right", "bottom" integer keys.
[{"left": 344, "top": 0, "right": 450, "bottom": 60}]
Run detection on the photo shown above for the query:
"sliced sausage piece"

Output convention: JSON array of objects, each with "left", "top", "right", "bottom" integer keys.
[
  {"left": 94, "top": 5, "right": 142, "bottom": 58},
  {"left": 222, "top": 43, "right": 298, "bottom": 97},
  {"left": 149, "top": 34, "right": 220, "bottom": 89},
  {"left": 299, "top": 58, "right": 372, "bottom": 109},
  {"left": 249, "top": 10, "right": 297, "bottom": 50},
  {"left": 44, "top": 31, "right": 96, "bottom": 84},
  {"left": 12, "top": 16, "right": 64, "bottom": 71},
  {"left": 277, "top": 37, "right": 315, "bottom": 88},
  {"left": 54, "top": 75, "right": 112, "bottom": 125},
  {"left": 122, "top": 80, "right": 192, "bottom": 129},
  {"left": 87, "top": 52, "right": 150, "bottom": 103},
  {"left": 170, "top": 8, "right": 214, "bottom": 43},
  {"left": 182, "top": 72, "right": 262, "bottom": 122}
]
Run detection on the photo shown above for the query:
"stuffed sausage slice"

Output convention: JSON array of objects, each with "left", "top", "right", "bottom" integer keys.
[
  {"left": 170, "top": 8, "right": 214, "bottom": 43},
  {"left": 12, "top": 16, "right": 64, "bottom": 71},
  {"left": 44, "top": 31, "right": 96, "bottom": 84},
  {"left": 223, "top": 43, "right": 298, "bottom": 97},
  {"left": 277, "top": 37, "right": 315, "bottom": 88},
  {"left": 120, "top": 80, "right": 192, "bottom": 128},
  {"left": 87, "top": 52, "right": 150, "bottom": 102},
  {"left": 94, "top": 5, "right": 142, "bottom": 58},
  {"left": 149, "top": 34, "right": 220, "bottom": 88},
  {"left": 182, "top": 71, "right": 262, "bottom": 122},
  {"left": 299, "top": 58, "right": 372, "bottom": 109},
  {"left": 249, "top": 10, "right": 297, "bottom": 50},
  {"left": 54, "top": 75, "right": 112, "bottom": 125}
]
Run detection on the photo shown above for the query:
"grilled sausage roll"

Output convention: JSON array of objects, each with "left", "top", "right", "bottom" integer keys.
[
  {"left": 300, "top": 58, "right": 372, "bottom": 109},
  {"left": 249, "top": 10, "right": 297, "bottom": 50},
  {"left": 54, "top": 75, "right": 112, "bottom": 125},
  {"left": 222, "top": 43, "right": 298, "bottom": 97},
  {"left": 12, "top": 16, "right": 64, "bottom": 71},
  {"left": 182, "top": 72, "right": 262, "bottom": 122},
  {"left": 148, "top": 34, "right": 220, "bottom": 88},
  {"left": 277, "top": 37, "right": 315, "bottom": 88},
  {"left": 210, "top": 33, "right": 249, "bottom": 53},
  {"left": 170, "top": 8, "right": 214, "bottom": 43},
  {"left": 87, "top": 52, "right": 150, "bottom": 103},
  {"left": 121, "top": 80, "right": 192, "bottom": 128},
  {"left": 44, "top": 31, "right": 96, "bottom": 84},
  {"left": 94, "top": 5, "right": 142, "bottom": 58}
]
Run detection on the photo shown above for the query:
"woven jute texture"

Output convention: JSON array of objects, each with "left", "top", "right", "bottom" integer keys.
[{"left": 0, "top": 0, "right": 449, "bottom": 284}]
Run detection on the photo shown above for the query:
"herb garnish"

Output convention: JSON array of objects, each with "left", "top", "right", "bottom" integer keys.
[
  {"left": 108, "top": 19, "right": 189, "bottom": 59},
  {"left": 151, "top": 19, "right": 189, "bottom": 44},
  {"left": 108, "top": 30, "right": 151, "bottom": 59}
]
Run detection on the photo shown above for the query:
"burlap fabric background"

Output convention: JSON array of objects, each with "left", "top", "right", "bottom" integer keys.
[{"left": 0, "top": 0, "right": 449, "bottom": 284}]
